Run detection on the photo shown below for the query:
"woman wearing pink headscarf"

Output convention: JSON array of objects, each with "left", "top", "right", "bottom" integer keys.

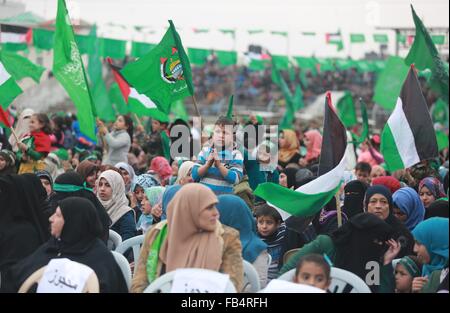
[
  {"left": 299, "top": 130, "right": 322, "bottom": 167},
  {"left": 149, "top": 156, "right": 172, "bottom": 186}
]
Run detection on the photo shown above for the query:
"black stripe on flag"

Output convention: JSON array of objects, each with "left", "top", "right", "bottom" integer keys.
[
  {"left": 318, "top": 92, "right": 347, "bottom": 176},
  {"left": 0, "top": 23, "right": 30, "bottom": 34},
  {"left": 400, "top": 66, "right": 438, "bottom": 160}
]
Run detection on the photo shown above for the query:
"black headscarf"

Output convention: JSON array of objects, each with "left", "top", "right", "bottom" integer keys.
[
  {"left": 343, "top": 180, "right": 368, "bottom": 219},
  {"left": 364, "top": 185, "right": 414, "bottom": 257},
  {"left": 55, "top": 197, "right": 103, "bottom": 254},
  {"left": 48, "top": 172, "right": 111, "bottom": 243},
  {"left": 0, "top": 174, "right": 50, "bottom": 272},
  {"left": 425, "top": 199, "right": 449, "bottom": 219},
  {"left": 282, "top": 167, "right": 298, "bottom": 189},
  {"left": 1, "top": 197, "right": 128, "bottom": 293},
  {"left": 331, "top": 213, "right": 394, "bottom": 290}
]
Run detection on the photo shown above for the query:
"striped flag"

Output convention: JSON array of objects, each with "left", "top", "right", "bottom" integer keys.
[
  {"left": 0, "top": 24, "right": 32, "bottom": 51},
  {"left": 0, "top": 58, "right": 22, "bottom": 109},
  {"left": 381, "top": 65, "right": 438, "bottom": 172},
  {"left": 107, "top": 58, "right": 169, "bottom": 122},
  {"left": 255, "top": 92, "right": 348, "bottom": 220}
]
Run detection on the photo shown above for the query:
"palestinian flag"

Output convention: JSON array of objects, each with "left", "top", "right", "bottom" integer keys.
[
  {"left": 255, "top": 92, "right": 348, "bottom": 220},
  {"left": 381, "top": 65, "right": 438, "bottom": 172},
  {"left": 107, "top": 58, "right": 169, "bottom": 122},
  {"left": 0, "top": 24, "right": 32, "bottom": 51},
  {"left": 326, "top": 31, "right": 344, "bottom": 51},
  {"left": 0, "top": 59, "right": 23, "bottom": 109}
]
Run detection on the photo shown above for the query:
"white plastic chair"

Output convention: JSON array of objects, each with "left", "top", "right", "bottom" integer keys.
[
  {"left": 278, "top": 267, "right": 372, "bottom": 293},
  {"left": 107, "top": 229, "right": 122, "bottom": 250},
  {"left": 242, "top": 260, "right": 261, "bottom": 292},
  {"left": 143, "top": 269, "right": 237, "bottom": 293},
  {"left": 111, "top": 251, "right": 132, "bottom": 291},
  {"left": 115, "top": 235, "right": 145, "bottom": 265}
]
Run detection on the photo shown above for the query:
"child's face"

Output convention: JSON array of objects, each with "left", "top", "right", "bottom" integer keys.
[
  {"left": 395, "top": 263, "right": 413, "bottom": 293},
  {"left": 212, "top": 124, "right": 233, "bottom": 148},
  {"left": 294, "top": 262, "right": 330, "bottom": 291},
  {"left": 29, "top": 115, "right": 43, "bottom": 132},
  {"left": 257, "top": 216, "right": 279, "bottom": 237},
  {"left": 152, "top": 120, "right": 162, "bottom": 132},
  {"left": 141, "top": 195, "right": 152, "bottom": 215},
  {"left": 171, "top": 161, "right": 179, "bottom": 176},
  {"left": 355, "top": 170, "right": 370, "bottom": 184},
  {"left": 134, "top": 186, "right": 145, "bottom": 203},
  {"left": 0, "top": 156, "right": 6, "bottom": 170}
]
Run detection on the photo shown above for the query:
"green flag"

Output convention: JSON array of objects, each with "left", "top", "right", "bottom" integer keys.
[
  {"left": 0, "top": 49, "right": 45, "bottom": 83},
  {"left": 273, "top": 60, "right": 295, "bottom": 129},
  {"left": 435, "top": 130, "right": 449, "bottom": 151},
  {"left": 121, "top": 20, "right": 194, "bottom": 114},
  {"left": 0, "top": 57, "right": 23, "bottom": 109},
  {"left": 188, "top": 48, "right": 211, "bottom": 66},
  {"left": 336, "top": 91, "right": 357, "bottom": 127},
  {"left": 431, "top": 98, "right": 449, "bottom": 127},
  {"left": 405, "top": 5, "right": 449, "bottom": 103},
  {"left": 355, "top": 60, "right": 376, "bottom": 73},
  {"left": 351, "top": 98, "right": 370, "bottom": 145},
  {"left": 372, "top": 56, "right": 409, "bottom": 111},
  {"left": 248, "top": 29, "right": 264, "bottom": 35},
  {"left": 271, "top": 31, "right": 288, "bottom": 37},
  {"left": 226, "top": 95, "right": 234, "bottom": 119},
  {"left": 33, "top": 28, "right": 54, "bottom": 50},
  {"left": 130, "top": 41, "right": 156, "bottom": 58},
  {"left": 335, "top": 58, "right": 355, "bottom": 71},
  {"left": 53, "top": 0, "right": 96, "bottom": 140},
  {"left": 350, "top": 33, "right": 365, "bottom": 43},
  {"left": 317, "top": 58, "right": 335, "bottom": 72},
  {"left": 431, "top": 35, "right": 445, "bottom": 45},
  {"left": 108, "top": 82, "right": 129, "bottom": 115},
  {"left": 193, "top": 28, "right": 209, "bottom": 33},
  {"left": 219, "top": 29, "right": 235, "bottom": 36},
  {"left": 272, "top": 55, "right": 289, "bottom": 70},
  {"left": 373, "top": 34, "right": 389, "bottom": 43},
  {"left": 74, "top": 34, "right": 90, "bottom": 55},
  {"left": 215, "top": 50, "right": 237, "bottom": 67},
  {"left": 294, "top": 56, "right": 317, "bottom": 76},
  {"left": 101, "top": 38, "right": 126, "bottom": 59},
  {"left": 161, "top": 130, "right": 171, "bottom": 162},
  {"left": 293, "top": 83, "right": 304, "bottom": 111},
  {"left": 397, "top": 33, "right": 406, "bottom": 44},
  {"left": 248, "top": 59, "right": 269, "bottom": 71},
  {"left": 88, "top": 26, "right": 115, "bottom": 122},
  {"left": 171, "top": 99, "right": 189, "bottom": 122}
]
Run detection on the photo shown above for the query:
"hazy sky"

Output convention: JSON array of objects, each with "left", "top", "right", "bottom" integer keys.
[{"left": 13, "top": 0, "right": 450, "bottom": 58}]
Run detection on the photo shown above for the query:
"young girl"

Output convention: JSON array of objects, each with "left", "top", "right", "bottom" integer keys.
[
  {"left": 293, "top": 254, "right": 332, "bottom": 291},
  {"left": 394, "top": 256, "right": 422, "bottom": 293},
  {"left": 16, "top": 113, "right": 51, "bottom": 174},
  {"left": 136, "top": 186, "right": 165, "bottom": 234}
]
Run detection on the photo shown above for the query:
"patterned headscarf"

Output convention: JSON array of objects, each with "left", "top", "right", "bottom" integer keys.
[{"left": 419, "top": 177, "right": 446, "bottom": 200}]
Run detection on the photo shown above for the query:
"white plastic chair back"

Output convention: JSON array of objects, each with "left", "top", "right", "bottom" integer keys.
[
  {"left": 242, "top": 260, "right": 261, "bottom": 292},
  {"left": 143, "top": 269, "right": 237, "bottom": 293},
  {"left": 111, "top": 251, "right": 131, "bottom": 291},
  {"left": 278, "top": 267, "right": 371, "bottom": 293},
  {"left": 107, "top": 229, "right": 122, "bottom": 250},
  {"left": 115, "top": 235, "right": 145, "bottom": 264}
]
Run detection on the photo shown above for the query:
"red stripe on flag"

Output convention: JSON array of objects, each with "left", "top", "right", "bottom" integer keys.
[
  {"left": 0, "top": 106, "right": 12, "bottom": 128},
  {"left": 25, "top": 28, "right": 33, "bottom": 45},
  {"left": 106, "top": 57, "right": 131, "bottom": 103}
]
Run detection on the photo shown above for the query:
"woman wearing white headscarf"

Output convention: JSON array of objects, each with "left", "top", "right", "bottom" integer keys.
[
  {"left": 9, "top": 109, "right": 34, "bottom": 152},
  {"left": 175, "top": 161, "right": 195, "bottom": 185},
  {"left": 96, "top": 170, "right": 136, "bottom": 241}
]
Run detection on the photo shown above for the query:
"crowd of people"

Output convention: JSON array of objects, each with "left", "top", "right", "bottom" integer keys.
[{"left": 0, "top": 104, "right": 448, "bottom": 293}]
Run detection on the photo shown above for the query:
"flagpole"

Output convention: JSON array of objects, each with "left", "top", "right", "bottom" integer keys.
[
  {"left": 191, "top": 95, "right": 201, "bottom": 117},
  {"left": 335, "top": 192, "right": 343, "bottom": 228}
]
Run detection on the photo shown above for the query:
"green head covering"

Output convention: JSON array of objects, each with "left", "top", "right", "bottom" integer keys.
[
  {"left": 397, "top": 256, "right": 421, "bottom": 278},
  {"left": 53, "top": 148, "right": 69, "bottom": 161},
  {"left": 144, "top": 186, "right": 166, "bottom": 207}
]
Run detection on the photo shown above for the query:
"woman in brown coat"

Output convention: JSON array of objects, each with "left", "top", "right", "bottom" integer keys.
[{"left": 131, "top": 183, "right": 244, "bottom": 292}]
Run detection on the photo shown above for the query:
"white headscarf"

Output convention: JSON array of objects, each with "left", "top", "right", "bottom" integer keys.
[
  {"left": 9, "top": 108, "right": 34, "bottom": 151},
  {"left": 97, "top": 170, "right": 133, "bottom": 225},
  {"left": 115, "top": 162, "right": 136, "bottom": 192},
  {"left": 175, "top": 161, "right": 195, "bottom": 184}
]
